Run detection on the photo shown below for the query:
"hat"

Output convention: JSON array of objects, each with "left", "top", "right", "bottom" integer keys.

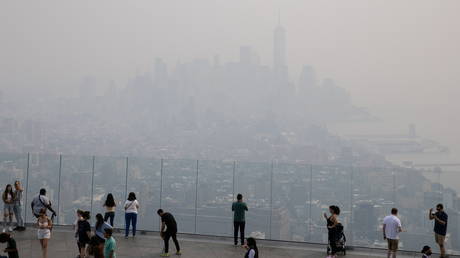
[{"left": 421, "top": 245, "right": 431, "bottom": 253}]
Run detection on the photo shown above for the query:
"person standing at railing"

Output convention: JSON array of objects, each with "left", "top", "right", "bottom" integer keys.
[
  {"left": 383, "top": 208, "right": 402, "bottom": 258},
  {"left": 12, "top": 181, "right": 24, "bottom": 231},
  {"left": 429, "top": 203, "right": 448, "bottom": 258},
  {"left": 103, "top": 193, "right": 116, "bottom": 227},
  {"left": 2, "top": 185, "right": 15, "bottom": 233},
  {"left": 124, "top": 192, "right": 139, "bottom": 239},
  {"left": 31, "top": 189, "right": 56, "bottom": 219},
  {"left": 232, "top": 194, "right": 248, "bottom": 246},
  {"left": 324, "top": 205, "right": 342, "bottom": 258}
]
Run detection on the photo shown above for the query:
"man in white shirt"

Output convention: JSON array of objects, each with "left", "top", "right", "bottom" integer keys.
[
  {"left": 383, "top": 208, "right": 402, "bottom": 258},
  {"left": 31, "top": 189, "right": 56, "bottom": 218}
]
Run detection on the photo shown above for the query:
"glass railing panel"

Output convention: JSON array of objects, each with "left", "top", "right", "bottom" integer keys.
[
  {"left": 0, "top": 152, "right": 28, "bottom": 192},
  {"left": 270, "top": 162, "right": 309, "bottom": 242},
  {"left": 127, "top": 157, "right": 162, "bottom": 231},
  {"left": 161, "top": 159, "right": 197, "bottom": 233},
  {"left": 439, "top": 170, "right": 460, "bottom": 255},
  {"left": 393, "top": 167, "right": 435, "bottom": 252},
  {"left": 234, "top": 161, "right": 271, "bottom": 239},
  {"left": 196, "top": 160, "right": 234, "bottom": 236},
  {"left": 58, "top": 154, "right": 93, "bottom": 225},
  {"left": 351, "top": 166, "right": 395, "bottom": 249},
  {"left": 0, "top": 152, "right": 28, "bottom": 228},
  {"left": 25, "top": 153, "right": 60, "bottom": 223},
  {"left": 310, "top": 165, "right": 352, "bottom": 245},
  {"left": 93, "top": 156, "right": 127, "bottom": 228}
]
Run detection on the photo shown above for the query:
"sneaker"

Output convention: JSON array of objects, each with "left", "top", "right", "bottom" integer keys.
[
  {"left": 160, "top": 253, "right": 170, "bottom": 257},
  {"left": 175, "top": 251, "right": 182, "bottom": 255},
  {"left": 1, "top": 228, "right": 5, "bottom": 233},
  {"left": 8, "top": 227, "right": 13, "bottom": 232}
]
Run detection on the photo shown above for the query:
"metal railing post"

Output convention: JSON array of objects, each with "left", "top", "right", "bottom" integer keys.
[
  {"left": 269, "top": 161, "right": 274, "bottom": 240},
  {"left": 159, "top": 159, "right": 164, "bottom": 230},
  {"left": 232, "top": 161, "right": 236, "bottom": 201},
  {"left": 90, "top": 156, "right": 95, "bottom": 216},
  {"left": 309, "top": 164, "right": 313, "bottom": 241},
  {"left": 350, "top": 166, "right": 354, "bottom": 245},
  {"left": 194, "top": 160, "right": 199, "bottom": 234},
  {"left": 57, "top": 154, "right": 62, "bottom": 224},
  {"left": 24, "top": 153, "right": 30, "bottom": 224},
  {"left": 125, "top": 157, "right": 129, "bottom": 200},
  {"left": 159, "top": 159, "right": 163, "bottom": 209},
  {"left": 392, "top": 169, "right": 396, "bottom": 205}
]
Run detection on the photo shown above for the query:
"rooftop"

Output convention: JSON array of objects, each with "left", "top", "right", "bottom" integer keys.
[{"left": 9, "top": 226, "right": 455, "bottom": 258}]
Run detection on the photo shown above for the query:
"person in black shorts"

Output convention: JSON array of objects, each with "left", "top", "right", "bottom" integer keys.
[{"left": 157, "top": 209, "right": 181, "bottom": 257}]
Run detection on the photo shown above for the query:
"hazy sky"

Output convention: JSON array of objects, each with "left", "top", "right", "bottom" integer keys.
[{"left": 1, "top": 0, "right": 460, "bottom": 153}]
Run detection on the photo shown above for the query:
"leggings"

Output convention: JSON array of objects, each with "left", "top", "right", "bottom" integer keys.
[{"left": 104, "top": 212, "right": 115, "bottom": 226}]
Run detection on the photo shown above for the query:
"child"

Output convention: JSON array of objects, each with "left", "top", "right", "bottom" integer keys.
[
  {"left": 103, "top": 228, "right": 116, "bottom": 258},
  {"left": 244, "top": 237, "right": 258, "bottom": 258},
  {"left": 77, "top": 211, "right": 91, "bottom": 258},
  {"left": 421, "top": 245, "right": 432, "bottom": 258},
  {"left": 0, "top": 232, "right": 18, "bottom": 258}
]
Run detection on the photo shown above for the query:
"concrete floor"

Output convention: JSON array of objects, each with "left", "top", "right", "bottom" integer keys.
[{"left": 2, "top": 227, "right": 453, "bottom": 258}]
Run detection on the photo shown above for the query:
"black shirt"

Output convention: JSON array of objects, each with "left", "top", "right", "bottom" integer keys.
[
  {"left": 7, "top": 237, "right": 19, "bottom": 258},
  {"left": 78, "top": 220, "right": 91, "bottom": 243},
  {"left": 162, "top": 212, "right": 177, "bottom": 233},
  {"left": 434, "top": 211, "right": 448, "bottom": 236}
]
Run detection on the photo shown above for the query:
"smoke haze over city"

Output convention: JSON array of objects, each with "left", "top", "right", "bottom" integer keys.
[
  {"left": 2, "top": 1, "right": 460, "bottom": 254},
  {"left": 2, "top": 0, "right": 459, "bottom": 151}
]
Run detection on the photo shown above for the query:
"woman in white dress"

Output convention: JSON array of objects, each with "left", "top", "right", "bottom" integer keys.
[{"left": 37, "top": 208, "right": 52, "bottom": 258}]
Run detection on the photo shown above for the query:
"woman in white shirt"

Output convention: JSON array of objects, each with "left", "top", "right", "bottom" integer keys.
[{"left": 124, "top": 192, "right": 139, "bottom": 238}]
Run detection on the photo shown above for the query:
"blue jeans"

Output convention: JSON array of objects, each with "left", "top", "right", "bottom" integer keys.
[
  {"left": 13, "top": 203, "right": 24, "bottom": 227},
  {"left": 125, "top": 213, "right": 137, "bottom": 237}
]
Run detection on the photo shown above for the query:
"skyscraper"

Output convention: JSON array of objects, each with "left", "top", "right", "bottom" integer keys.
[
  {"left": 273, "top": 18, "right": 288, "bottom": 82},
  {"left": 273, "top": 23, "right": 286, "bottom": 69}
]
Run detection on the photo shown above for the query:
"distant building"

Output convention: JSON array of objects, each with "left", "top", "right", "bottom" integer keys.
[
  {"left": 154, "top": 58, "right": 168, "bottom": 85},
  {"left": 240, "top": 46, "right": 253, "bottom": 65},
  {"left": 273, "top": 23, "right": 288, "bottom": 82},
  {"left": 273, "top": 24, "right": 286, "bottom": 69},
  {"left": 408, "top": 124, "right": 416, "bottom": 138},
  {"left": 298, "top": 65, "right": 317, "bottom": 91}
]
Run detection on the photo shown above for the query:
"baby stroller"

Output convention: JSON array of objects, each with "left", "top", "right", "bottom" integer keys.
[{"left": 327, "top": 223, "right": 346, "bottom": 256}]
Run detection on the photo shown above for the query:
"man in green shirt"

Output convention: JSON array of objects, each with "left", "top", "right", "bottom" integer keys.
[
  {"left": 104, "top": 228, "right": 116, "bottom": 258},
  {"left": 232, "top": 194, "right": 248, "bottom": 246}
]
